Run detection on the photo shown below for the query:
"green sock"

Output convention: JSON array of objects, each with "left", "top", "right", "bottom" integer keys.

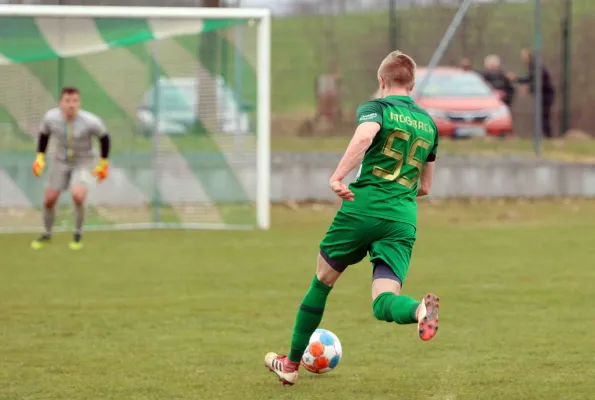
[
  {"left": 372, "top": 292, "right": 419, "bottom": 325},
  {"left": 288, "top": 275, "right": 332, "bottom": 363}
]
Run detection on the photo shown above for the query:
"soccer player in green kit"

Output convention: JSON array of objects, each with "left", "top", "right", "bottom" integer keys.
[{"left": 264, "top": 51, "right": 440, "bottom": 385}]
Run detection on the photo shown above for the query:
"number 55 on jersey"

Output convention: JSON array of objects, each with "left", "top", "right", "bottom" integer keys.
[{"left": 343, "top": 96, "right": 439, "bottom": 228}]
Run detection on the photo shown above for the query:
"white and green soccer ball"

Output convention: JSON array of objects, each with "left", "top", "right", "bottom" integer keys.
[{"left": 301, "top": 329, "right": 342, "bottom": 374}]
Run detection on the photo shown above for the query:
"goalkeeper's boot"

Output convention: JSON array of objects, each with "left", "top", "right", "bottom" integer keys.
[
  {"left": 31, "top": 233, "right": 51, "bottom": 250},
  {"left": 264, "top": 352, "right": 299, "bottom": 386},
  {"left": 68, "top": 232, "right": 84, "bottom": 251},
  {"left": 417, "top": 293, "right": 440, "bottom": 341}
]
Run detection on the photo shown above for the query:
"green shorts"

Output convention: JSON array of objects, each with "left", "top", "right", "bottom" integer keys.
[{"left": 319, "top": 209, "right": 416, "bottom": 285}]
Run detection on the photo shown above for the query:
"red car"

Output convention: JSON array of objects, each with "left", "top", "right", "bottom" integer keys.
[{"left": 413, "top": 67, "right": 513, "bottom": 138}]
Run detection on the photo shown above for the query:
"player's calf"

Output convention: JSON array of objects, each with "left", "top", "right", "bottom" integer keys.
[
  {"left": 371, "top": 263, "right": 419, "bottom": 324},
  {"left": 32, "top": 189, "right": 60, "bottom": 249},
  {"left": 70, "top": 185, "right": 88, "bottom": 250},
  {"left": 372, "top": 291, "right": 440, "bottom": 341},
  {"left": 372, "top": 291, "right": 419, "bottom": 324},
  {"left": 42, "top": 189, "right": 60, "bottom": 234},
  {"left": 371, "top": 264, "right": 440, "bottom": 340}
]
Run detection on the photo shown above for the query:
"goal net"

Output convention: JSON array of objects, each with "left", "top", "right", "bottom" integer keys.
[{"left": 0, "top": 5, "right": 271, "bottom": 233}]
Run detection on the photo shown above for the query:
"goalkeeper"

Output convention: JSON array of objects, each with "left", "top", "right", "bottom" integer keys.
[{"left": 31, "top": 87, "right": 110, "bottom": 250}]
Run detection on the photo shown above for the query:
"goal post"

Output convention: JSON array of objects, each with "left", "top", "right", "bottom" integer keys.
[{"left": 0, "top": 5, "right": 271, "bottom": 233}]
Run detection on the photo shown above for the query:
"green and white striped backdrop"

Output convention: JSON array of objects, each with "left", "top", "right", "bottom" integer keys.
[{"left": 0, "top": 16, "right": 259, "bottom": 232}]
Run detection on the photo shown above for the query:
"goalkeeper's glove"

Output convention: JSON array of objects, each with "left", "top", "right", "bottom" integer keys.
[
  {"left": 92, "top": 158, "right": 109, "bottom": 183},
  {"left": 32, "top": 153, "right": 46, "bottom": 177}
]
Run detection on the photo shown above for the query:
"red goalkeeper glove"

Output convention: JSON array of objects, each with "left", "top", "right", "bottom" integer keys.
[
  {"left": 92, "top": 158, "right": 109, "bottom": 183},
  {"left": 32, "top": 153, "right": 45, "bottom": 177}
]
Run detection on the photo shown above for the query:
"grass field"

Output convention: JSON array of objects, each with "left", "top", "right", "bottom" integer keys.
[{"left": 1, "top": 200, "right": 594, "bottom": 399}]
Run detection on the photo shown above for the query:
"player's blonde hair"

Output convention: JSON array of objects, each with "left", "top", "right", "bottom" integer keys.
[{"left": 377, "top": 51, "right": 416, "bottom": 90}]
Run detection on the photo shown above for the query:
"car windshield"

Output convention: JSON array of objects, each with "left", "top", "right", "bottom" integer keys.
[
  {"left": 414, "top": 73, "right": 493, "bottom": 97},
  {"left": 145, "top": 84, "right": 195, "bottom": 112}
]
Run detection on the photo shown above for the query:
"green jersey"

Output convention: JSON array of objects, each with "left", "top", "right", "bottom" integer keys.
[{"left": 341, "top": 95, "right": 438, "bottom": 227}]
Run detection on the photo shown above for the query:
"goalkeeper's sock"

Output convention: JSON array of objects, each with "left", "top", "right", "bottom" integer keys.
[
  {"left": 372, "top": 292, "right": 419, "bottom": 325},
  {"left": 43, "top": 205, "right": 55, "bottom": 236},
  {"left": 74, "top": 202, "right": 86, "bottom": 236},
  {"left": 288, "top": 275, "right": 332, "bottom": 363}
]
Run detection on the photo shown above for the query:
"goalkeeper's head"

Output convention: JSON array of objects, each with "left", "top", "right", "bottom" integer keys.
[
  {"left": 60, "top": 86, "right": 81, "bottom": 120},
  {"left": 377, "top": 51, "right": 416, "bottom": 97}
]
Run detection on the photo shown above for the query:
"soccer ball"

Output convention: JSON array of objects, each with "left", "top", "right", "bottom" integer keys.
[{"left": 301, "top": 328, "right": 342, "bottom": 374}]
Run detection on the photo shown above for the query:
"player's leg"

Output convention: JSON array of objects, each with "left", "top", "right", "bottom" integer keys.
[
  {"left": 69, "top": 166, "right": 93, "bottom": 250},
  {"left": 31, "top": 188, "right": 62, "bottom": 249},
  {"left": 31, "top": 162, "right": 69, "bottom": 249},
  {"left": 369, "top": 221, "right": 440, "bottom": 341},
  {"left": 371, "top": 264, "right": 416, "bottom": 323},
  {"left": 291, "top": 210, "right": 370, "bottom": 362},
  {"left": 265, "top": 210, "right": 369, "bottom": 385},
  {"left": 265, "top": 254, "right": 342, "bottom": 385},
  {"left": 288, "top": 252, "right": 343, "bottom": 361},
  {"left": 70, "top": 184, "right": 88, "bottom": 250}
]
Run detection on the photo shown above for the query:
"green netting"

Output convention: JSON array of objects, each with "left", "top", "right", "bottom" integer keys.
[{"left": 0, "top": 16, "right": 258, "bottom": 232}]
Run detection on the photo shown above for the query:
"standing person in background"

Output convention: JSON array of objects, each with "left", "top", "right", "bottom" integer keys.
[
  {"left": 480, "top": 54, "right": 515, "bottom": 107},
  {"left": 459, "top": 57, "right": 473, "bottom": 72},
  {"left": 263, "top": 51, "right": 440, "bottom": 386},
  {"left": 31, "top": 87, "right": 111, "bottom": 250},
  {"left": 509, "top": 48, "right": 556, "bottom": 139}
]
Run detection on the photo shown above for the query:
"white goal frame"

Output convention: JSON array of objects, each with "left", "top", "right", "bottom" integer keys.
[{"left": 0, "top": 5, "right": 271, "bottom": 231}]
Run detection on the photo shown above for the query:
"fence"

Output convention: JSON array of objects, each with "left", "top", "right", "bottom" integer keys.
[
  {"left": 3, "top": 0, "right": 593, "bottom": 139},
  {"left": 266, "top": 0, "right": 584, "bottom": 140}
]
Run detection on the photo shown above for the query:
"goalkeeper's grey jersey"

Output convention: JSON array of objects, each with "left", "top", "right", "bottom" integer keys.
[{"left": 40, "top": 108, "right": 107, "bottom": 163}]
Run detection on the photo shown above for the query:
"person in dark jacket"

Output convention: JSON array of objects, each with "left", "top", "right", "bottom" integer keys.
[
  {"left": 480, "top": 54, "right": 515, "bottom": 107},
  {"left": 509, "top": 48, "right": 556, "bottom": 138}
]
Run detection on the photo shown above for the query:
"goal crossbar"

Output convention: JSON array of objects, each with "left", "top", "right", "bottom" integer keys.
[{"left": 0, "top": 5, "right": 271, "bottom": 20}]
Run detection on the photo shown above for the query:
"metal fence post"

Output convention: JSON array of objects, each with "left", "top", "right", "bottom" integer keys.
[
  {"left": 533, "top": 0, "right": 543, "bottom": 156},
  {"left": 416, "top": 0, "right": 474, "bottom": 98},
  {"left": 152, "top": 39, "right": 161, "bottom": 224},
  {"left": 560, "top": 0, "right": 572, "bottom": 136},
  {"left": 388, "top": 0, "right": 396, "bottom": 51}
]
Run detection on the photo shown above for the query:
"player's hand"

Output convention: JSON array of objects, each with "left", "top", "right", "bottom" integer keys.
[
  {"left": 330, "top": 179, "right": 354, "bottom": 202},
  {"left": 92, "top": 158, "right": 109, "bottom": 183},
  {"left": 32, "top": 153, "right": 45, "bottom": 177}
]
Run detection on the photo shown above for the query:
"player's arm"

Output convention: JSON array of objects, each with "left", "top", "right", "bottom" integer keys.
[
  {"left": 32, "top": 116, "right": 51, "bottom": 177},
  {"left": 329, "top": 102, "right": 383, "bottom": 201},
  {"left": 98, "top": 134, "right": 111, "bottom": 159},
  {"left": 417, "top": 162, "right": 434, "bottom": 197},
  {"left": 418, "top": 127, "right": 439, "bottom": 197},
  {"left": 92, "top": 118, "right": 111, "bottom": 182},
  {"left": 329, "top": 122, "right": 380, "bottom": 201}
]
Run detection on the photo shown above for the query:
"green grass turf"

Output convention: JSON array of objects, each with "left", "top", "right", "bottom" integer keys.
[{"left": 1, "top": 200, "right": 594, "bottom": 399}]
